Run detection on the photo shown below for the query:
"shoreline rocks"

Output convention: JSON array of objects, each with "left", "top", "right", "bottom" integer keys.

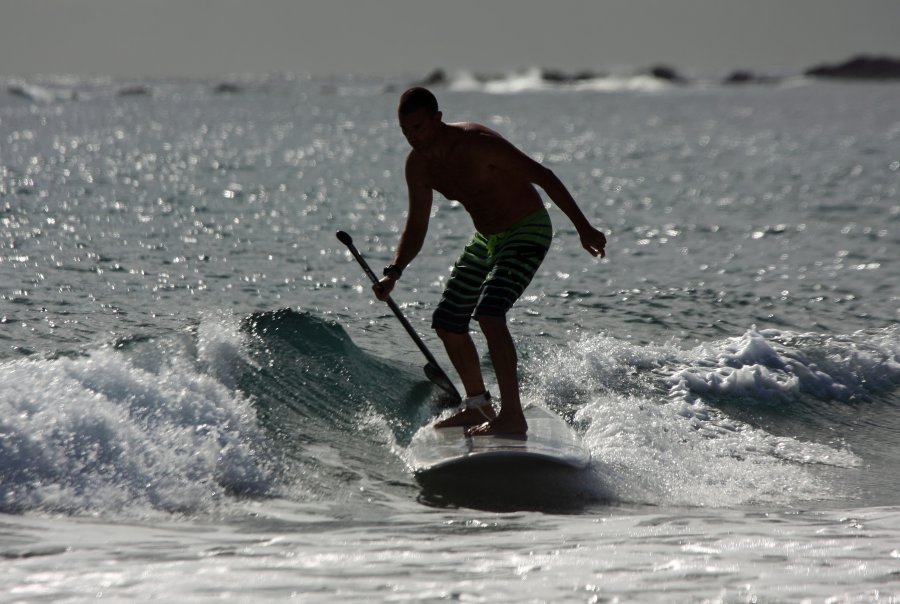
[{"left": 805, "top": 55, "right": 900, "bottom": 80}]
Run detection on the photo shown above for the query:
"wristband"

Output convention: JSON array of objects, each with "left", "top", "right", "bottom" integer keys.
[{"left": 383, "top": 264, "right": 402, "bottom": 279}]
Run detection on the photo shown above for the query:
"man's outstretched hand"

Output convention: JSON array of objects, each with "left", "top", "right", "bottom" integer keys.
[{"left": 579, "top": 226, "right": 607, "bottom": 258}]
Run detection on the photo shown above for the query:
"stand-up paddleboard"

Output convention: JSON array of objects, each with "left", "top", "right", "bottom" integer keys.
[{"left": 408, "top": 405, "right": 590, "bottom": 474}]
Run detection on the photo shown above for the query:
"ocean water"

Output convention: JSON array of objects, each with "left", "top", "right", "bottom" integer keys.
[{"left": 1, "top": 71, "right": 899, "bottom": 602}]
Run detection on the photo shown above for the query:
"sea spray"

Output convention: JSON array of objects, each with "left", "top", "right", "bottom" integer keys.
[
  {"left": 524, "top": 328, "right": 867, "bottom": 506},
  {"left": 0, "top": 347, "right": 274, "bottom": 515}
]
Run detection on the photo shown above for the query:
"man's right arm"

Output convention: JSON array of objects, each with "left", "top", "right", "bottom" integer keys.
[{"left": 374, "top": 153, "right": 433, "bottom": 300}]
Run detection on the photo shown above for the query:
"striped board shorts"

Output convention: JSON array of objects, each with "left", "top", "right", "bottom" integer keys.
[{"left": 432, "top": 208, "right": 552, "bottom": 334}]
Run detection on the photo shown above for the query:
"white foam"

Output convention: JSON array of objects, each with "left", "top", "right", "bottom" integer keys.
[
  {"left": 670, "top": 327, "right": 900, "bottom": 405},
  {"left": 572, "top": 75, "right": 670, "bottom": 93},
  {"left": 575, "top": 391, "right": 854, "bottom": 507},
  {"left": 0, "top": 345, "right": 274, "bottom": 515},
  {"left": 196, "top": 309, "right": 259, "bottom": 389},
  {"left": 526, "top": 328, "right": 871, "bottom": 507}
]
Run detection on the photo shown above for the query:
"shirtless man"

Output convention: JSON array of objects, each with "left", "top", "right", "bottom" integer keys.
[{"left": 374, "top": 87, "right": 606, "bottom": 435}]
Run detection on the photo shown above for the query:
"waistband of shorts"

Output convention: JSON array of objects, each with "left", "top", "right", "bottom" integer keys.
[
  {"left": 477, "top": 208, "right": 551, "bottom": 257},
  {"left": 478, "top": 207, "right": 551, "bottom": 239}
]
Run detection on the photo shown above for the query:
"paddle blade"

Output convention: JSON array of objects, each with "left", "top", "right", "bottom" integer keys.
[{"left": 424, "top": 363, "right": 461, "bottom": 405}]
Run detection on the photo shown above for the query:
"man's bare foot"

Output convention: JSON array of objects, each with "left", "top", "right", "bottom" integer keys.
[
  {"left": 434, "top": 393, "right": 495, "bottom": 429},
  {"left": 434, "top": 405, "right": 496, "bottom": 428},
  {"left": 466, "top": 412, "right": 528, "bottom": 436}
]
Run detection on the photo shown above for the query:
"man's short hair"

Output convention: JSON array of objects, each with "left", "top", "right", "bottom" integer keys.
[{"left": 398, "top": 87, "right": 439, "bottom": 116}]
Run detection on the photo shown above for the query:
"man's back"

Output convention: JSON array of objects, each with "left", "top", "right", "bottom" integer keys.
[{"left": 406, "top": 122, "right": 546, "bottom": 234}]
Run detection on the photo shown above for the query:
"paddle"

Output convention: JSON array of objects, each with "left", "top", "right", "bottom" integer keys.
[{"left": 336, "top": 230, "right": 462, "bottom": 404}]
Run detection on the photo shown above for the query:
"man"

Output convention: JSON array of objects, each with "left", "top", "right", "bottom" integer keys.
[{"left": 374, "top": 87, "right": 606, "bottom": 435}]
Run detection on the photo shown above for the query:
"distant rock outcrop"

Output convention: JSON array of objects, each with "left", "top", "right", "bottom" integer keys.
[
  {"left": 411, "top": 69, "right": 449, "bottom": 87},
  {"left": 214, "top": 82, "right": 243, "bottom": 94},
  {"left": 805, "top": 55, "right": 900, "bottom": 80},
  {"left": 723, "top": 70, "right": 781, "bottom": 85},
  {"left": 540, "top": 69, "right": 603, "bottom": 84},
  {"left": 8, "top": 82, "right": 71, "bottom": 103},
  {"left": 646, "top": 65, "right": 686, "bottom": 84},
  {"left": 117, "top": 85, "right": 151, "bottom": 97}
]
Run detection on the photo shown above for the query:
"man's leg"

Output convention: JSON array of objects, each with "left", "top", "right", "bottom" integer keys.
[
  {"left": 433, "top": 327, "right": 496, "bottom": 428},
  {"left": 467, "top": 316, "right": 527, "bottom": 435},
  {"left": 436, "top": 328, "right": 486, "bottom": 396},
  {"left": 463, "top": 210, "right": 553, "bottom": 435}
]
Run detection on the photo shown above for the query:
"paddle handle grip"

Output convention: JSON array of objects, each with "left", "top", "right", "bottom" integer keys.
[{"left": 336, "top": 230, "right": 380, "bottom": 284}]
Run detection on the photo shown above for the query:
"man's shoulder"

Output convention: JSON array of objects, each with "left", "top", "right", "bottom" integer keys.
[
  {"left": 450, "top": 121, "right": 502, "bottom": 139},
  {"left": 451, "top": 123, "right": 510, "bottom": 159},
  {"left": 404, "top": 149, "right": 422, "bottom": 170},
  {"left": 404, "top": 149, "right": 432, "bottom": 185}
]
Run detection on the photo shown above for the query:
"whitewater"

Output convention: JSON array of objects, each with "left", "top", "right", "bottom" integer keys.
[{"left": 1, "top": 71, "right": 899, "bottom": 602}]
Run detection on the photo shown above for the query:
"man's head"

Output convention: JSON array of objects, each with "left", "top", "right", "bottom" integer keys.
[
  {"left": 398, "top": 87, "right": 442, "bottom": 151},
  {"left": 398, "top": 87, "right": 439, "bottom": 117}
]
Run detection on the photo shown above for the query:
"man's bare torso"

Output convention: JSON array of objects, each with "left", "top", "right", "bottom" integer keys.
[{"left": 411, "top": 123, "right": 544, "bottom": 234}]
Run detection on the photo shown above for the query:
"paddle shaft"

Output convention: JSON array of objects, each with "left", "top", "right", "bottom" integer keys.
[{"left": 336, "top": 230, "right": 461, "bottom": 403}]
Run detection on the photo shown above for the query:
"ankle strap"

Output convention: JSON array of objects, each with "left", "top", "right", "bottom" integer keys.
[{"left": 461, "top": 391, "right": 492, "bottom": 410}]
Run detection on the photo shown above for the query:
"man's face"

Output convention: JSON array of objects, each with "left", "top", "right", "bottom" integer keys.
[{"left": 399, "top": 109, "right": 440, "bottom": 151}]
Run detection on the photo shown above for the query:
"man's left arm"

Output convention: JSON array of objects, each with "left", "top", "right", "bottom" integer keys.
[
  {"left": 533, "top": 165, "right": 606, "bottom": 258},
  {"left": 487, "top": 137, "right": 607, "bottom": 257}
]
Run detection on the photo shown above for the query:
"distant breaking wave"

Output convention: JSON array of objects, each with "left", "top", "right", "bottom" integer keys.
[
  {"left": 3, "top": 54, "right": 898, "bottom": 104},
  {"left": 441, "top": 67, "right": 672, "bottom": 94}
]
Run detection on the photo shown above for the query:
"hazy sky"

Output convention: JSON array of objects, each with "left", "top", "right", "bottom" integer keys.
[{"left": 2, "top": 0, "right": 899, "bottom": 78}]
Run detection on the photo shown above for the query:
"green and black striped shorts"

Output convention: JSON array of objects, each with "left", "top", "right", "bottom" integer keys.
[{"left": 432, "top": 208, "right": 552, "bottom": 333}]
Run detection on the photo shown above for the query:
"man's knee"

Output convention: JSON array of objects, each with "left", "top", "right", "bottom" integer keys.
[
  {"left": 476, "top": 314, "right": 508, "bottom": 336},
  {"left": 435, "top": 325, "right": 467, "bottom": 343}
]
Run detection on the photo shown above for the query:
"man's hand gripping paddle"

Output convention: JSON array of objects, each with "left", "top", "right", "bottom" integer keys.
[{"left": 336, "top": 230, "right": 462, "bottom": 405}]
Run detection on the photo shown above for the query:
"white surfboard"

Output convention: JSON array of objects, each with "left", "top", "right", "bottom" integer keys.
[{"left": 407, "top": 405, "right": 590, "bottom": 474}]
